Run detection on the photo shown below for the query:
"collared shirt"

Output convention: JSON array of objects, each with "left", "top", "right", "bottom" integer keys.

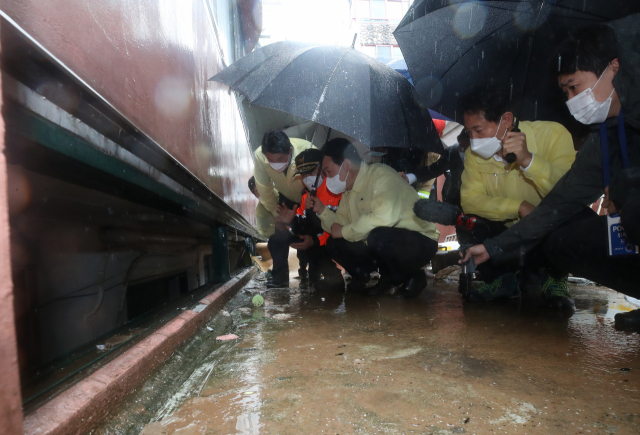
[
  {"left": 254, "top": 138, "right": 315, "bottom": 216},
  {"left": 493, "top": 153, "right": 534, "bottom": 171},
  {"left": 317, "top": 163, "right": 440, "bottom": 243}
]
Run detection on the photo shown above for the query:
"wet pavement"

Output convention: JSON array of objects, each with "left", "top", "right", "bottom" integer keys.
[{"left": 95, "top": 264, "right": 640, "bottom": 435}]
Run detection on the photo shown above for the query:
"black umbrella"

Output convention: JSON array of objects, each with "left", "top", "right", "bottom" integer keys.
[
  {"left": 394, "top": 0, "right": 640, "bottom": 127},
  {"left": 210, "top": 41, "right": 443, "bottom": 153}
]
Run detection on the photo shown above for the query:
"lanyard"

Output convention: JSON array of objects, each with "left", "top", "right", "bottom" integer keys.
[{"left": 600, "top": 110, "right": 630, "bottom": 187}]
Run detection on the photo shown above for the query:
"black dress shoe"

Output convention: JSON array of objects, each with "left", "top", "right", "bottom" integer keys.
[
  {"left": 394, "top": 271, "right": 427, "bottom": 299},
  {"left": 313, "top": 276, "right": 345, "bottom": 292},
  {"left": 615, "top": 309, "right": 640, "bottom": 331},
  {"left": 266, "top": 277, "right": 289, "bottom": 289},
  {"left": 366, "top": 275, "right": 395, "bottom": 297}
]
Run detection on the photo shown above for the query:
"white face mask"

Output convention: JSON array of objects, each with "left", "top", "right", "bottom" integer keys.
[
  {"left": 268, "top": 152, "right": 292, "bottom": 172},
  {"left": 326, "top": 162, "right": 349, "bottom": 194},
  {"left": 566, "top": 65, "right": 614, "bottom": 125},
  {"left": 470, "top": 115, "right": 506, "bottom": 159},
  {"left": 303, "top": 174, "right": 323, "bottom": 190}
]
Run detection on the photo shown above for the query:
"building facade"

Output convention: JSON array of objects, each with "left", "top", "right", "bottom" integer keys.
[{"left": 352, "top": 0, "right": 412, "bottom": 60}]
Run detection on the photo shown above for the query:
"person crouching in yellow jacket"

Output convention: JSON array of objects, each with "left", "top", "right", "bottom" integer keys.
[
  {"left": 458, "top": 85, "right": 576, "bottom": 306},
  {"left": 307, "top": 138, "right": 440, "bottom": 299}
]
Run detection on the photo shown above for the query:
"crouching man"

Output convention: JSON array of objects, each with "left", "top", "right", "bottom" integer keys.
[
  {"left": 458, "top": 85, "right": 578, "bottom": 307},
  {"left": 273, "top": 149, "right": 344, "bottom": 291},
  {"left": 307, "top": 138, "right": 440, "bottom": 299}
]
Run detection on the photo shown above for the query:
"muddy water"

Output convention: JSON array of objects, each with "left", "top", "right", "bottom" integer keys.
[{"left": 99, "top": 270, "right": 640, "bottom": 435}]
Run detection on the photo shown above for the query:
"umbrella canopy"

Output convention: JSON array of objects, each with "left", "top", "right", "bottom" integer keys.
[
  {"left": 386, "top": 59, "right": 453, "bottom": 122},
  {"left": 240, "top": 97, "right": 374, "bottom": 158},
  {"left": 210, "top": 41, "right": 443, "bottom": 153},
  {"left": 394, "top": 0, "right": 640, "bottom": 127}
]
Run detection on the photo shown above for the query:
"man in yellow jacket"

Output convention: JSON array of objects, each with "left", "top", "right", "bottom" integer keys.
[
  {"left": 458, "top": 86, "right": 576, "bottom": 306},
  {"left": 253, "top": 130, "right": 315, "bottom": 288},
  {"left": 307, "top": 138, "right": 440, "bottom": 299}
]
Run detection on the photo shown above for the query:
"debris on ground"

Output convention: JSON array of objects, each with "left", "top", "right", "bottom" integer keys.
[
  {"left": 435, "top": 265, "right": 460, "bottom": 281},
  {"left": 216, "top": 334, "right": 239, "bottom": 342},
  {"left": 252, "top": 295, "right": 264, "bottom": 307},
  {"left": 272, "top": 313, "right": 293, "bottom": 321}
]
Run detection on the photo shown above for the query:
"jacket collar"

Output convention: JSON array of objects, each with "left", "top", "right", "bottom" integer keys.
[{"left": 349, "top": 162, "right": 369, "bottom": 193}]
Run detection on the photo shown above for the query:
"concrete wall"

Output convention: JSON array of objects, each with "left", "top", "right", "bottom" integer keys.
[
  {"left": 0, "top": 25, "right": 24, "bottom": 433},
  {"left": 0, "top": 0, "right": 262, "bottom": 383},
  {"left": 0, "top": 0, "right": 258, "bottom": 224}
]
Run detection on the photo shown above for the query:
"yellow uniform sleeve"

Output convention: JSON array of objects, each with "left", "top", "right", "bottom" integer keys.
[
  {"left": 341, "top": 177, "right": 404, "bottom": 242},
  {"left": 460, "top": 155, "right": 521, "bottom": 221},
  {"left": 522, "top": 124, "right": 576, "bottom": 196},
  {"left": 254, "top": 154, "right": 279, "bottom": 216},
  {"left": 319, "top": 197, "right": 351, "bottom": 232}
]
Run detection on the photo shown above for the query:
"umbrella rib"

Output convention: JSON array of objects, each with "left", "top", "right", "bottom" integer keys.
[{"left": 311, "top": 50, "right": 351, "bottom": 122}]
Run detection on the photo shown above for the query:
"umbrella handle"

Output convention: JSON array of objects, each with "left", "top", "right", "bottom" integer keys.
[{"left": 504, "top": 121, "right": 520, "bottom": 164}]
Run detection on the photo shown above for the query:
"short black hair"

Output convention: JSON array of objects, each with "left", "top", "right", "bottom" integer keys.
[
  {"left": 262, "top": 130, "right": 292, "bottom": 154},
  {"left": 458, "top": 85, "right": 513, "bottom": 123},
  {"left": 248, "top": 176, "right": 256, "bottom": 194},
  {"left": 322, "top": 138, "right": 362, "bottom": 166},
  {"left": 553, "top": 24, "right": 618, "bottom": 79}
]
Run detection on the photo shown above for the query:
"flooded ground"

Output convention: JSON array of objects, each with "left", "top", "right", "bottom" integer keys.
[{"left": 95, "top": 254, "right": 640, "bottom": 435}]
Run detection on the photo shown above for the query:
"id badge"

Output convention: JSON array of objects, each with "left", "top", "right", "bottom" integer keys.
[{"left": 607, "top": 213, "right": 640, "bottom": 257}]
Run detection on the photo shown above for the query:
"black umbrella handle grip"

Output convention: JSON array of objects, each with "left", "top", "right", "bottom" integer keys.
[{"left": 504, "top": 125, "right": 520, "bottom": 164}]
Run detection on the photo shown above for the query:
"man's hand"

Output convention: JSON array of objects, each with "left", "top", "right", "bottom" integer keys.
[
  {"left": 307, "top": 196, "right": 326, "bottom": 215},
  {"left": 602, "top": 186, "right": 618, "bottom": 215},
  {"left": 398, "top": 172, "right": 410, "bottom": 183},
  {"left": 459, "top": 244, "right": 490, "bottom": 267},
  {"left": 502, "top": 131, "right": 532, "bottom": 168},
  {"left": 518, "top": 201, "right": 535, "bottom": 218},
  {"left": 290, "top": 234, "right": 313, "bottom": 250},
  {"left": 275, "top": 203, "right": 297, "bottom": 224},
  {"left": 331, "top": 223, "right": 343, "bottom": 239}
]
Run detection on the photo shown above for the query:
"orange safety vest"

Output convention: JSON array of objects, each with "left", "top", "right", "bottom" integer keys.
[{"left": 296, "top": 178, "right": 342, "bottom": 246}]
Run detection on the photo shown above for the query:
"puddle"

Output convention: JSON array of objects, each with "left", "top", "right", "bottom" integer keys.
[{"left": 96, "top": 266, "right": 640, "bottom": 435}]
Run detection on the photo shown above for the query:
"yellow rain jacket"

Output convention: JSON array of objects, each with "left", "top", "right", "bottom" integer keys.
[
  {"left": 254, "top": 138, "right": 315, "bottom": 216},
  {"left": 318, "top": 163, "right": 439, "bottom": 243},
  {"left": 255, "top": 202, "right": 275, "bottom": 237},
  {"left": 460, "top": 120, "right": 575, "bottom": 224}
]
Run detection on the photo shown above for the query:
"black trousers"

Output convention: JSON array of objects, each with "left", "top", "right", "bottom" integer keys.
[
  {"left": 326, "top": 227, "right": 438, "bottom": 284},
  {"left": 544, "top": 195, "right": 640, "bottom": 298},
  {"left": 456, "top": 217, "right": 511, "bottom": 283},
  {"left": 267, "top": 194, "right": 299, "bottom": 281},
  {"left": 458, "top": 207, "right": 598, "bottom": 283},
  {"left": 297, "top": 249, "right": 309, "bottom": 273}
]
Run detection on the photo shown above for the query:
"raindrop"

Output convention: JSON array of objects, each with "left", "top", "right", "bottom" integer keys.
[
  {"left": 558, "top": 55, "right": 562, "bottom": 72},
  {"left": 482, "top": 50, "right": 484, "bottom": 60},
  {"left": 534, "top": 100, "right": 538, "bottom": 119}
]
